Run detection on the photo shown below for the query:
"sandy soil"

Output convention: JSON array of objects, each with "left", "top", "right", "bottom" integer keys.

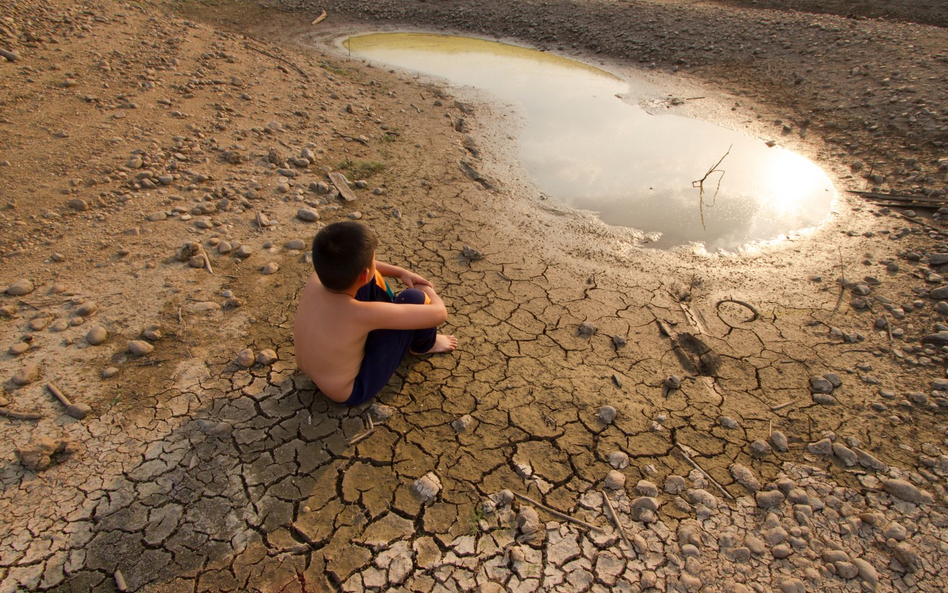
[{"left": 0, "top": 0, "right": 947, "bottom": 591}]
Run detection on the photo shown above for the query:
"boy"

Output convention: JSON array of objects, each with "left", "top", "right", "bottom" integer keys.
[{"left": 294, "top": 221, "right": 457, "bottom": 406}]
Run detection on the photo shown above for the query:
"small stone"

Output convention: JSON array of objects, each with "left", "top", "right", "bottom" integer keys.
[
  {"left": 128, "top": 340, "right": 154, "bottom": 355},
  {"left": 810, "top": 376, "right": 834, "bottom": 393},
  {"left": 664, "top": 375, "right": 682, "bottom": 389},
  {"left": 6, "top": 279, "right": 34, "bottom": 296},
  {"left": 451, "top": 414, "right": 473, "bottom": 433},
  {"left": 75, "top": 302, "right": 98, "bottom": 317},
  {"left": 770, "top": 430, "right": 789, "bottom": 452},
  {"left": 461, "top": 245, "right": 483, "bottom": 261},
  {"left": 8, "top": 342, "right": 29, "bottom": 355},
  {"left": 719, "top": 416, "right": 739, "bottom": 429},
  {"left": 756, "top": 489, "right": 786, "bottom": 508},
  {"left": 852, "top": 558, "right": 878, "bottom": 586},
  {"left": 612, "top": 335, "right": 627, "bottom": 349},
  {"left": 882, "top": 521, "right": 907, "bottom": 540},
  {"left": 86, "top": 326, "right": 108, "bottom": 345},
  {"left": 260, "top": 262, "right": 279, "bottom": 275},
  {"left": 749, "top": 439, "right": 772, "bottom": 458},
  {"left": 412, "top": 472, "right": 442, "bottom": 502},
  {"left": 772, "top": 544, "right": 792, "bottom": 559},
  {"left": 236, "top": 349, "right": 255, "bottom": 368},
  {"left": 665, "top": 475, "right": 686, "bottom": 494},
  {"left": 12, "top": 364, "right": 39, "bottom": 386},
  {"left": 608, "top": 451, "right": 629, "bottom": 469},
  {"left": 730, "top": 464, "right": 761, "bottom": 491},
  {"left": 636, "top": 480, "right": 659, "bottom": 497},
  {"left": 15, "top": 437, "right": 72, "bottom": 471},
  {"left": 807, "top": 438, "right": 834, "bottom": 456},
  {"left": 516, "top": 506, "right": 540, "bottom": 537},
  {"left": 823, "top": 372, "right": 842, "bottom": 387},
  {"left": 218, "top": 241, "right": 233, "bottom": 255},
  {"left": 297, "top": 208, "right": 319, "bottom": 222},
  {"left": 778, "top": 577, "right": 804, "bottom": 592},
  {"left": 285, "top": 239, "right": 306, "bottom": 250},
  {"left": 101, "top": 367, "right": 119, "bottom": 378},
  {"left": 236, "top": 245, "right": 253, "bottom": 258},
  {"left": 604, "top": 470, "right": 626, "bottom": 490},
  {"left": 597, "top": 405, "right": 617, "bottom": 425},
  {"left": 578, "top": 321, "right": 596, "bottom": 337},
  {"left": 256, "top": 349, "right": 277, "bottom": 365},
  {"left": 882, "top": 479, "right": 930, "bottom": 504},
  {"left": 369, "top": 403, "right": 394, "bottom": 422}
]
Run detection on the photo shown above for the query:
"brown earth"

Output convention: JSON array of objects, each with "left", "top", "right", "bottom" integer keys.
[{"left": 1, "top": 0, "right": 947, "bottom": 591}]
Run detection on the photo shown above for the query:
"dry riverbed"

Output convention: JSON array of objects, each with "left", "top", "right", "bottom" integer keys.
[{"left": 1, "top": 0, "right": 948, "bottom": 591}]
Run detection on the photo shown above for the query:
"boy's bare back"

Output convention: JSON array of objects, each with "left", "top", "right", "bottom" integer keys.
[{"left": 294, "top": 273, "right": 368, "bottom": 402}]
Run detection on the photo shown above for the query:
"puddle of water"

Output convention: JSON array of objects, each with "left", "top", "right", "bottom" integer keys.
[{"left": 344, "top": 33, "right": 836, "bottom": 251}]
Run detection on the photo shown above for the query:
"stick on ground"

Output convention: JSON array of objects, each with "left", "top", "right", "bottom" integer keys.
[
  {"left": 0, "top": 407, "right": 43, "bottom": 420},
  {"left": 674, "top": 444, "right": 734, "bottom": 500},
  {"left": 600, "top": 490, "right": 634, "bottom": 554},
  {"left": 513, "top": 491, "right": 604, "bottom": 533}
]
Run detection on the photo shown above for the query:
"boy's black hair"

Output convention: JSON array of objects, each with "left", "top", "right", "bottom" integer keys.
[{"left": 311, "top": 221, "right": 378, "bottom": 291}]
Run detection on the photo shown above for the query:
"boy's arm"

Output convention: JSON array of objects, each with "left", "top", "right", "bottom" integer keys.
[
  {"left": 376, "top": 260, "right": 432, "bottom": 288},
  {"left": 358, "top": 289, "right": 448, "bottom": 330}
]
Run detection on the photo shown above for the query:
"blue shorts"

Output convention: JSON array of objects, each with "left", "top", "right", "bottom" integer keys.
[{"left": 345, "top": 273, "right": 437, "bottom": 406}]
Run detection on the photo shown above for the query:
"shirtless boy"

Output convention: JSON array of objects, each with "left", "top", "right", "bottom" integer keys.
[{"left": 294, "top": 221, "right": 457, "bottom": 406}]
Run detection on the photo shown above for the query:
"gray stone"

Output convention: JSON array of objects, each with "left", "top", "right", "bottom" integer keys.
[
  {"left": 810, "top": 376, "right": 834, "bottom": 393},
  {"left": 635, "top": 480, "right": 659, "bottom": 497},
  {"left": 749, "top": 439, "right": 771, "bottom": 458},
  {"left": 516, "top": 506, "right": 540, "bottom": 537},
  {"left": 807, "top": 438, "right": 834, "bottom": 456},
  {"left": 285, "top": 239, "right": 306, "bottom": 250},
  {"left": 608, "top": 451, "right": 630, "bottom": 469},
  {"left": 882, "top": 479, "right": 930, "bottom": 504},
  {"left": 256, "top": 349, "right": 278, "bottom": 365},
  {"left": 665, "top": 475, "right": 686, "bottom": 494},
  {"left": 719, "top": 416, "right": 739, "bottom": 429},
  {"left": 451, "top": 414, "right": 473, "bottom": 433},
  {"left": 852, "top": 558, "right": 878, "bottom": 586},
  {"left": 12, "top": 364, "right": 39, "bottom": 386},
  {"left": 6, "top": 279, "right": 34, "bottom": 296},
  {"left": 664, "top": 375, "right": 682, "bottom": 389},
  {"left": 772, "top": 544, "right": 792, "bottom": 559},
  {"left": 597, "top": 405, "right": 617, "bottom": 425},
  {"left": 922, "top": 332, "right": 948, "bottom": 345},
  {"left": 236, "top": 349, "right": 255, "bottom": 367},
  {"left": 578, "top": 321, "right": 596, "bottom": 337},
  {"left": 260, "top": 262, "right": 279, "bottom": 275},
  {"left": 604, "top": 470, "right": 626, "bottom": 490},
  {"left": 756, "top": 490, "right": 785, "bottom": 508},
  {"left": 411, "top": 472, "right": 441, "bottom": 502},
  {"left": 86, "top": 326, "right": 108, "bottom": 345},
  {"left": 75, "top": 302, "right": 98, "bottom": 317},
  {"left": 929, "top": 285, "right": 948, "bottom": 299},
  {"left": 778, "top": 578, "right": 805, "bottom": 593},
  {"left": 127, "top": 340, "right": 153, "bottom": 355},
  {"left": 730, "top": 464, "right": 761, "bottom": 491},
  {"left": 832, "top": 443, "right": 858, "bottom": 466},
  {"left": 882, "top": 521, "right": 907, "bottom": 540},
  {"left": 823, "top": 372, "right": 842, "bottom": 387},
  {"left": 770, "top": 430, "right": 789, "bottom": 452}
]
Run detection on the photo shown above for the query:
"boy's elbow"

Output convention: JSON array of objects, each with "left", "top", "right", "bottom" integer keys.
[{"left": 434, "top": 304, "right": 448, "bottom": 325}]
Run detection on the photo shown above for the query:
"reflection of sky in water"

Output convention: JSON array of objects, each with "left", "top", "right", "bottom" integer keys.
[{"left": 346, "top": 33, "right": 836, "bottom": 251}]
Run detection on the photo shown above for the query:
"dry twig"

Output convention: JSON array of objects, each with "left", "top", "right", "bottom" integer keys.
[
  {"left": 600, "top": 490, "right": 634, "bottom": 554},
  {"left": 674, "top": 444, "right": 734, "bottom": 500},
  {"left": 770, "top": 401, "right": 795, "bottom": 412},
  {"left": 692, "top": 145, "right": 731, "bottom": 230},
  {"left": 0, "top": 407, "right": 43, "bottom": 420},
  {"left": 512, "top": 491, "right": 604, "bottom": 533}
]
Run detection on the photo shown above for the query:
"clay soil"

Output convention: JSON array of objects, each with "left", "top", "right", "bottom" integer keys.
[{"left": 1, "top": 0, "right": 947, "bottom": 591}]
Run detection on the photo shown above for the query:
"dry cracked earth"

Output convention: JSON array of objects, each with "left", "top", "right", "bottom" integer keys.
[{"left": 2, "top": 0, "right": 948, "bottom": 592}]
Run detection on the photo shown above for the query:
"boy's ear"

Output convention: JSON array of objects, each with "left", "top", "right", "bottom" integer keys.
[{"left": 357, "top": 267, "right": 372, "bottom": 284}]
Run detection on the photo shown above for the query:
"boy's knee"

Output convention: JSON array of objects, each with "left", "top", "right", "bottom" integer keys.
[{"left": 394, "top": 288, "right": 426, "bottom": 305}]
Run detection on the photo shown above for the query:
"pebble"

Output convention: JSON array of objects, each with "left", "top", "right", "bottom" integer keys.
[
  {"left": 236, "top": 349, "right": 255, "bottom": 368},
  {"left": 608, "top": 451, "right": 629, "bottom": 469},
  {"left": 612, "top": 335, "right": 627, "bottom": 349},
  {"left": 852, "top": 557, "right": 878, "bottom": 586},
  {"left": 128, "top": 340, "right": 154, "bottom": 355},
  {"left": 730, "top": 464, "right": 761, "bottom": 491},
  {"left": 597, "top": 405, "right": 617, "bottom": 425},
  {"left": 665, "top": 475, "right": 686, "bottom": 494},
  {"left": 772, "top": 544, "right": 792, "bottom": 559},
  {"left": 75, "top": 302, "right": 98, "bottom": 317},
  {"left": 285, "top": 239, "right": 306, "bottom": 250},
  {"left": 5, "top": 279, "right": 34, "bottom": 296},
  {"left": 256, "top": 349, "right": 277, "bottom": 365},
  {"left": 809, "top": 376, "right": 834, "bottom": 393},
  {"left": 756, "top": 489, "right": 786, "bottom": 508},
  {"left": 749, "top": 439, "right": 771, "bottom": 458},
  {"left": 451, "top": 414, "right": 474, "bottom": 433},
  {"left": 8, "top": 342, "right": 29, "bottom": 356},
  {"left": 516, "top": 506, "right": 540, "bottom": 537},
  {"left": 636, "top": 480, "right": 659, "bottom": 497},
  {"left": 86, "top": 326, "right": 108, "bottom": 345},
  {"left": 11, "top": 364, "right": 39, "bottom": 386},
  {"left": 664, "top": 375, "right": 682, "bottom": 389},
  {"left": 604, "top": 470, "right": 626, "bottom": 490},
  {"left": 236, "top": 245, "right": 252, "bottom": 258},
  {"left": 807, "top": 438, "right": 834, "bottom": 456},
  {"left": 719, "top": 416, "right": 738, "bottom": 429},
  {"left": 882, "top": 479, "right": 930, "bottom": 503},
  {"left": 297, "top": 208, "right": 319, "bottom": 222},
  {"left": 882, "top": 521, "right": 907, "bottom": 540},
  {"left": 218, "top": 241, "right": 233, "bottom": 254},
  {"left": 369, "top": 403, "right": 394, "bottom": 422},
  {"left": 260, "top": 262, "right": 279, "bottom": 275},
  {"left": 578, "top": 321, "right": 596, "bottom": 337},
  {"left": 411, "top": 472, "right": 442, "bottom": 502},
  {"left": 101, "top": 367, "right": 119, "bottom": 379},
  {"left": 770, "top": 430, "right": 789, "bottom": 452}
]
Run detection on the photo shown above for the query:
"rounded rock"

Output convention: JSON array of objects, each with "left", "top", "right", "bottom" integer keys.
[
  {"left": 6, "top": 279, "right": 34, "bottom": 296},
  {"left": 86, "top": 326, "right": 108, "bottom": 345},
  {"left": 664, "top": 375, "right": 682, "bottom": 389},
  {"left": 101, "top": 367, "right": 119, "bottom": 378},
  {"left": 260, "top": 262, "right": 279, "bottom": 275},
  {"left": 604, "top": 470, "right": 626, "bottom": 490},
  {"left": 297, "top": 208, "right": 319, "bottom": 222},
  {"left": 11, "top": 364, "right": 39, "bottom": 386},
  {"left": 597, "top": 405, "right": 617, "bottom": 425},
  {"left": 75, "top": 302, "right": 98, "bottom": 317},
  {"left": 128, "top": 340, "right": 154, "bottom": 355},
  {"left": 608, "top": 451, "right": 630, "bottom": 469},
  {"left": 236, "top": 348, "right": 255, "bottom": 368},
  {"left": 256, "top": 349, "right": 278, "bottom": 365},
  {"left": 285, "top": 239, "right": 306, "bottom": 250}
]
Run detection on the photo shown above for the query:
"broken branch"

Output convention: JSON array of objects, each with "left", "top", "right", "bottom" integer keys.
[
  {"left": 0, "top": 407, "right": 43, "bottom": 420},
  {"left": 600, "top": 490, "right": 634, "bottom": 554},
  {"left": 347, "top": 428, "right": 374, "bottom": 446},
  {"left": 770, "top": 400, "right": 795, "bottom": 412},
  {"left": 674, "top": 444, "right": 734, "bottom": 500},
  {"left": 512, "top": 491, "right": 604, "bottom": 533},
  {"left": 311, "top": 10, "right": 327, "bottom": 25}
]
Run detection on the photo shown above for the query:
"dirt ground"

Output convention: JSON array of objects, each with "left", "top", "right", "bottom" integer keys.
[{"left": 1, "top": 0, "right": 947, "bottom": 591}]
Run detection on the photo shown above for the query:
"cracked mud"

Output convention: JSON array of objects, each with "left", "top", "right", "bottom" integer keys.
[{"left": 1, "top": 0, "right": 948, "bottom": 591}]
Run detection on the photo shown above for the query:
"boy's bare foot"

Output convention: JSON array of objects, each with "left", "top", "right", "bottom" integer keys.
[{"left": 412, "top": 334, "right": 457, "bottom": 355}]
